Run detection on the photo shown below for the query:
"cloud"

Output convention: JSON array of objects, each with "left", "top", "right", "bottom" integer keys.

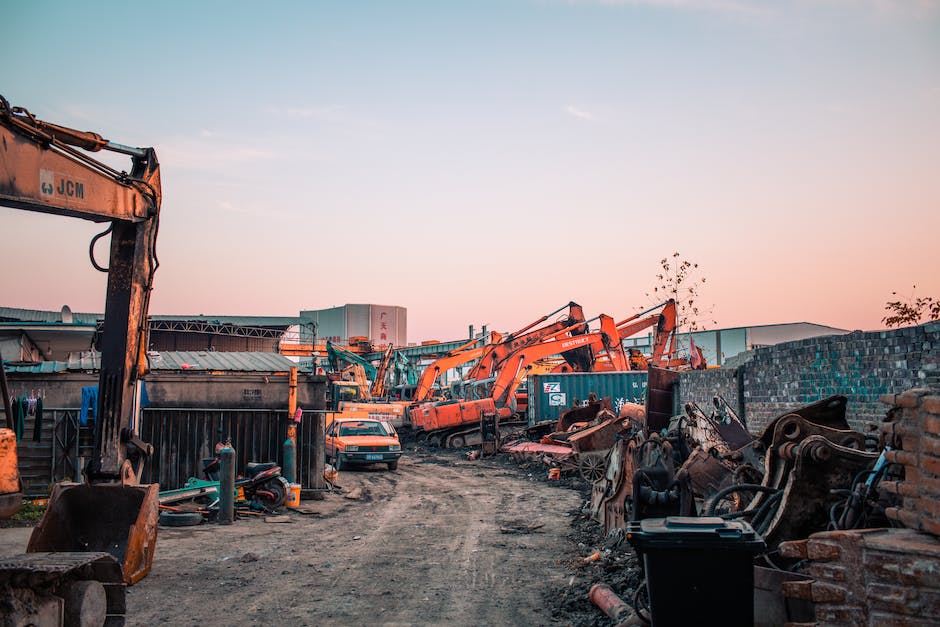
[{"left": 565, "top": 105, "right": 595, "bottom": 120}]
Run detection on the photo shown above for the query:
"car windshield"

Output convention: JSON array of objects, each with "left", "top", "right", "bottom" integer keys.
[{"left": 338, "top": 421, "right": 390, "bottom": 437}]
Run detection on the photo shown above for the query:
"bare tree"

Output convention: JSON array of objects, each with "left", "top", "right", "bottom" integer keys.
[
  {"left": 883, "top": 286, "right": 940, "bottom": 328},
  {"left": 644, "top": 252, "right": 715, "bottom": 333}
]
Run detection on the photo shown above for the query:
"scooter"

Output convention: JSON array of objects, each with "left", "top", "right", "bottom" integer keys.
[{"left": 202, "top": 456, "right": 290, "bottom": 509}]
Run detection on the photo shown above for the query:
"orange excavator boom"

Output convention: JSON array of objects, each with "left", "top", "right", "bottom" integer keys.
[{"left": 466, "top": 301, "right": 586, "bottom": 381}]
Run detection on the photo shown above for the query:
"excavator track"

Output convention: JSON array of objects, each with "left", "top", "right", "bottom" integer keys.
[
  {"left": 0, "top": 552, "right": 126, "bottom": 626},
  {"left": 438, "top": 421, "right": 528, "bottom": 449}
]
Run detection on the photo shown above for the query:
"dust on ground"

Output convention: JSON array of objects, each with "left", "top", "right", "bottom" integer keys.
[{"left": 0, "top": 447, "right": 642, "bottom": 626}]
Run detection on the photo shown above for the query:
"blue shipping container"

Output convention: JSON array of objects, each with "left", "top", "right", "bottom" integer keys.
[{"left": 526, "top": 371, "right": 649, "bottom": 426}]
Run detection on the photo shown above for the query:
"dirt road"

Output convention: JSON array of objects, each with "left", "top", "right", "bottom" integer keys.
[
  {"left": 0, "top": 450, "right": 626, "bottom": 625},
  {"left": 130, "top": 451, "right": 585, "bottom": 625}
]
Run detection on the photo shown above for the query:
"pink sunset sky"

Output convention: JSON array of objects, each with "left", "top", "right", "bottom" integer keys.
[{"left": 3, "top": 1, "right": 938, "bottom": 342}]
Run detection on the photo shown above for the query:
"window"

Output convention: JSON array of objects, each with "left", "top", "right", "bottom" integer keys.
[{"left": 338, "top": 421, "right": 390, "bottom": 437}]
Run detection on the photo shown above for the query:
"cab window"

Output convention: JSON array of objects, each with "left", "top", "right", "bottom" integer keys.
[{"left": 337, "top": 421, "right": 390, "bottom": 437}]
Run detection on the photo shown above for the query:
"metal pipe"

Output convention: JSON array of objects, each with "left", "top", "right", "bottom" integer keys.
[{"left": 589, "top": 583, "right": 635, "bottom": 623}]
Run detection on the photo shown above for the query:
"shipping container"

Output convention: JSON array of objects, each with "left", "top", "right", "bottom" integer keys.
[{"left": 526, "top": 371, "right": 649, "bottom": 426}]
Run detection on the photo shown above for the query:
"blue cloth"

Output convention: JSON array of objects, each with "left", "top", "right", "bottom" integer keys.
[
  {"left": 139, "top": 381, "right": 149, "bottom": 408},
  {"left": 80, "top": 386, "right": 98, "bottom": 426}
]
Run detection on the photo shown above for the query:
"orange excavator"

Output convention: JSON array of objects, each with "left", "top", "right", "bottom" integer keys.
[
  {"left": 410, "top": 315, "right": 628, "bottom": 448},
  {"left": 411, "top": 335, "right": 501, "bottom": 404},
  {"left": 465, "top": 301, "right": 587, "bottom": 382},
  {"left": 0, "top": 95, "right": 161, "bottom": 621}
]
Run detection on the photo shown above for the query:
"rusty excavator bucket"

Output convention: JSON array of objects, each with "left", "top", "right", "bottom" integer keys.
[{"left": 27, "top": 481, "right": 159, "bottom": 585}]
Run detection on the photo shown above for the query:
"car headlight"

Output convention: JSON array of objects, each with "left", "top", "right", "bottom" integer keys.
[
  {"left": 345, "top": 445, "right": 359, "bottom": 452},
  {"left": 389, "top": 444, "right": 401, "bottom": 452}
]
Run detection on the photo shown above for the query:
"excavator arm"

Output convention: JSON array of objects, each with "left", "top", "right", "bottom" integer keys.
[
  {"left": 489, "top": 314, "right": 628, "bottom": 409},
  {"left": 326, "top": 341, "right": 378, "bottom": 380},
  {"left": 370, "top": 344, "right": 395, "bottom": 398},
  {"left": 466, "top": 301, "right": 586, "bottom": 381},
  {"left": 1, "top": 95, "right": 161, "bottom": 585},
  {"left": 412, "top": 333, "right": 504, "bottom": 403}
]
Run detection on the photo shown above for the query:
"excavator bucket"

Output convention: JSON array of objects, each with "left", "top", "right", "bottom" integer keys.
[{"left": 26, "top": 482, "right": 159, "bottom": 585}]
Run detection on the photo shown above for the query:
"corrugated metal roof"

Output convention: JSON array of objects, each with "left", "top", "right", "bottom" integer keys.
[
  {"left": 4, "top": 351, "right": 298, "bottom": 374},
  {"left": 0, "top": 307, "right": 299, "bottom": 328},
  {"left": 148, "top": 351, "right": 298, "bottom": 372},
  {"left": 0, "top": 307, "right": 99, "bottom": 325},
  {"left": 3, "top": 352, "right": 100, "bottom": 373},
  {"left": 149, "top": 315, "right": 299, "bottom": 327}
]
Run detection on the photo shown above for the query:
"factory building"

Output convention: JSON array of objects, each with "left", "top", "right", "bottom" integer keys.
[{"left": 299, "top": 304, "right": 407, "bottom": 347}]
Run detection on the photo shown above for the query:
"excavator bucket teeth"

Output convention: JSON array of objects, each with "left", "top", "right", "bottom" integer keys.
[{"left": 26, "top": 482, "right": 159, "bottom": 585}]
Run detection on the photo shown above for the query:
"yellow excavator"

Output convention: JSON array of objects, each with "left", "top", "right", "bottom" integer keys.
[{"left": 0, "top": 94, "right": 161, "bottom": 622}]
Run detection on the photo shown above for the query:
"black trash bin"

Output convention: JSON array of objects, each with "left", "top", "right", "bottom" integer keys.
[{"left": 626, "top": 516, "right": 766, "bottom": 626}]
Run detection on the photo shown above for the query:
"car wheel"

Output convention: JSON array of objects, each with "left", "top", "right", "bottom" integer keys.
[
  {"left": 334, "top": 453, "right": 344, "bottom": 472},
  {"left": 387, "top": 460, "right": 398, "bottom": 471}
]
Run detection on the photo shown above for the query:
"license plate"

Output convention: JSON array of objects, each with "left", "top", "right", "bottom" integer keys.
[{"left": 365, "top": 453, "right": 383, "bottom": 461}]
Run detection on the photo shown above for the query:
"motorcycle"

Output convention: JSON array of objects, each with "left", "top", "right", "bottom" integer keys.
[{"left": 202, "top": 456, "right": 290, "bottom": 509}]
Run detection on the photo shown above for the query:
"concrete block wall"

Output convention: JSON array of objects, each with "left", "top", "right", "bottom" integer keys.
[{"left": 677, "top": 322, "right": 940, "bottom": 435}]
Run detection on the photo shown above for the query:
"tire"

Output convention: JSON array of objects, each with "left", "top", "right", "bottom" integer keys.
[
  {"left": 449, "top": 435, "right": 465, "bottom": 449},
  {"left": 254, "top": 479, "right": 286, "bottom": 508},
  {"left": 159, "top": 511, "right": 203, "bottom": 527},
  {"left": 387, "top": 460, "right": 398, "bottom": 471},
  {"left": 334, "top": 453, "right": 344, "bottom": 472}
]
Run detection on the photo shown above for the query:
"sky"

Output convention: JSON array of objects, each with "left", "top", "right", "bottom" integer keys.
[{"left": 2, "top": 0, "right": 938, "bottom": 342}]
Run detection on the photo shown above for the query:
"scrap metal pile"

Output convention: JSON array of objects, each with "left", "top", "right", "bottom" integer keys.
[{"left": 507, "top": 384, "right": 933, "bottom": 624}]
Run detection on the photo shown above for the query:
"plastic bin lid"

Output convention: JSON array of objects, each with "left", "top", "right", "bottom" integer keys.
[{"left": 626, "top": 516, "right": 765, "bottom": 550}]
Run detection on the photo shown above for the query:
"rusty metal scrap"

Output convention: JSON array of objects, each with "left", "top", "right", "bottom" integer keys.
[
  {"left": 568, "top": 414, "right": 628, "bottom": 455},
  {"left": 590, "top": 432, "right": 680, "bottom": 533},
  {"left": 708, "top": 414, "right": 878, "bottom": 549},
  {"left": 557, "top": 398, "right": 610, "bottom": 432},
  {"left": 678, "top": 397, "right": 762, "bottom": 502}
]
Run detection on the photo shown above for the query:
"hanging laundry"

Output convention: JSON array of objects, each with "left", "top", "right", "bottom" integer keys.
[
  {"left": 80, "top": 386, "right": 98, "bottom": 426},
  {"left": 32, "top": 396, "right": 43, "bottom": 442},
  {"left": 12, "top": 397, "right": 26, "bottom": 441}
]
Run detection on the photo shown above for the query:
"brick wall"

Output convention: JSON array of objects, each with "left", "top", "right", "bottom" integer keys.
[
  {"left": 677, "top": 322, "right": 940, "bottom": 434},
  {"left": 779, "top": 529, "right": 940, "bottom": 625},
  {"left": 882, "top": 388, "right": 940, "bottom": 536}
]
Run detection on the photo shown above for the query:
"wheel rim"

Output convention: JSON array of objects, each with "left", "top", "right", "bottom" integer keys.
[
  {"left": 579, "top": 455, "right": 605, "bottom": 482},
  {"left": 450, "top": 435, "right": 465, "bottom": 448}
]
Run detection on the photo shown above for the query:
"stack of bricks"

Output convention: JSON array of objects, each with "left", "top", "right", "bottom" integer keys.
[
  {"left": 881, "top": 388, "right": 940, "bottom": 535},
  {"left": 776, "top": 388, "right": 940, "bottom": 624},
  {"left": 779, "top": 528, "right": 940, "bottom": 624}
]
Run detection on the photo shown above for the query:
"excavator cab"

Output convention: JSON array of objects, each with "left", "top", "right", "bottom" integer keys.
[{"left": 1, "top": 96, "right": 161, "bottom": 586}]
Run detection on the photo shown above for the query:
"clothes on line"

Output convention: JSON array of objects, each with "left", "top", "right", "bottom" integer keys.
[{"left": 80, "top": 386, "right": 98, "bottom": 427}]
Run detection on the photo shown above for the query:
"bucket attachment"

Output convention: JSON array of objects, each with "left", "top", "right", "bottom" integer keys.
[{"left": 26, "top": 482, "right": 159, "bottom": 585}]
